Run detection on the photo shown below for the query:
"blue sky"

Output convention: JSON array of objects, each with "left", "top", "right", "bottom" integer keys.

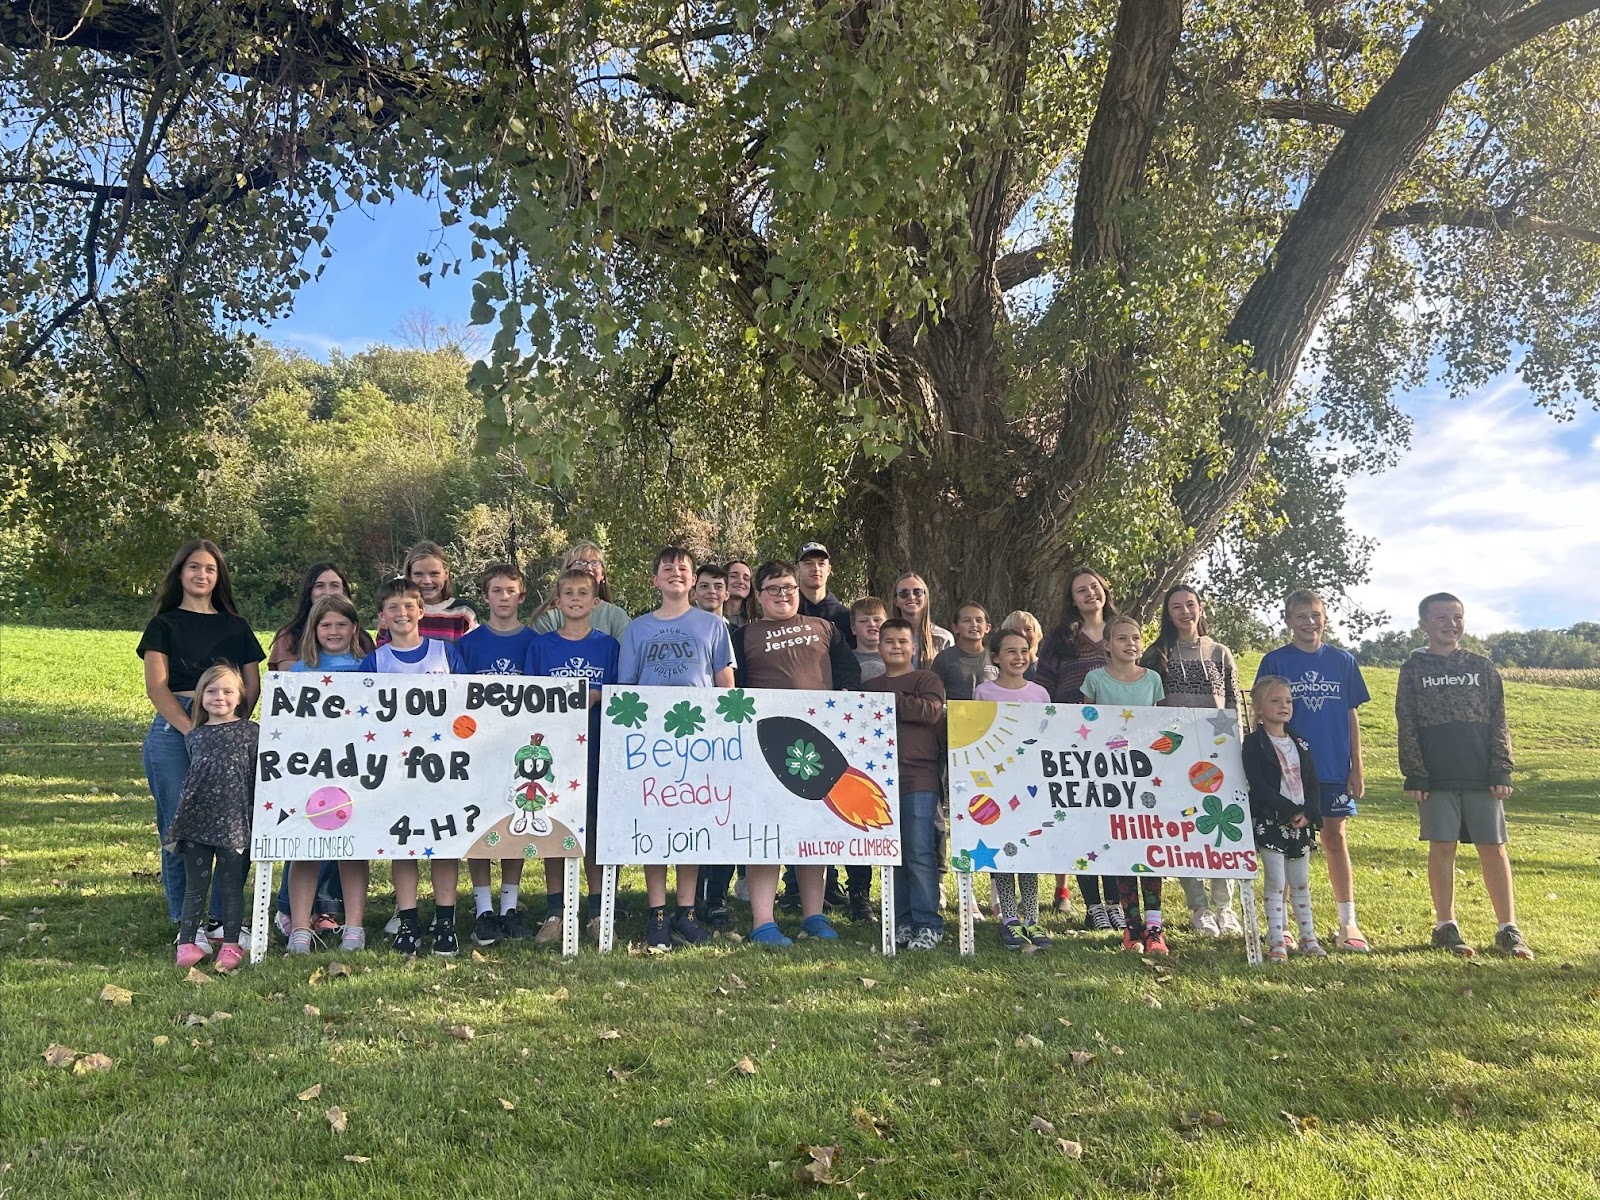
[{"left": 256, "top": 198, "right": 1600, "bottom": 634}]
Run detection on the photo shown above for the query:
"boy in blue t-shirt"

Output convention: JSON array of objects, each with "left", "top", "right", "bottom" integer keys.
[
  {"left": 357, "top": 578, "right": 466, "bottom": 956},
  {"left": 616, "top": 547, "right": 736, "bottom": 950},
  {"left": 528, "top": 567, "right": 620, "bottom": 941},
  {"left": 456, "top": 563, "right": 540, "bottom": 947},
  {"left": 1255, "top": 589, "right": 1371, "bottom": 952}
]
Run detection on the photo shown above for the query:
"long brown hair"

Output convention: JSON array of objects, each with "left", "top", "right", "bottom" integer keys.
[
  {"left": 1040, "top": 568, "right": 1118, "bottom": 663},
  {"left": 152, "top": 539, "right": 242, "bottom": 618},
  {"left": 1143, "top": 583, "right": 1208, "bottom": 676},
  {"left": 272, "top": 561, "right": 353, "bottom": 658}
]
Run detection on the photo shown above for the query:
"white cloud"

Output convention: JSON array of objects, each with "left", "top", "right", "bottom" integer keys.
[
  {"left": 1342, "top": 376, "right": 1600, "bottom": 633},
  {"left": 262, "top": 328, "right": 375, "bottom": 357}
]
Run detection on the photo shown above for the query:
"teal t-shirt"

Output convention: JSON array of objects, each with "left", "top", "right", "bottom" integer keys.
[{"left": 1080, "top": 666, "right": 1165, "bottom": 707}]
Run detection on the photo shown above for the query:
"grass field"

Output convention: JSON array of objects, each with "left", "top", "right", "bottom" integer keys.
[{"left": 3, "top": 625, "right": 1598, "bottom": 1199}]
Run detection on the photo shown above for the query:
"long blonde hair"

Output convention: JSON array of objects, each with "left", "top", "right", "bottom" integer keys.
[
  {"left": 887, "top": 572, "right": 936, "bottom": 667},
  {"left": 191, "top": 664, "right": 246, "bottom": 728},
  {"left": 1000, "top": 610, "right": 1042, "bottom": 662}
]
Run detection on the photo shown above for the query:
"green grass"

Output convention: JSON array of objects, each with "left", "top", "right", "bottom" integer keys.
[{"left": 3, "top": 628, "right": 1598, "bottom": 1198}]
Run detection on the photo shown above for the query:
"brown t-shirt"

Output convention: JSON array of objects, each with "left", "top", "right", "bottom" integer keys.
[
  {"left": 865, "top": 670, "right": 945, "bottom": 794},
  {"left": 734, "top": 617, "right": 860, "bottom": 691}
]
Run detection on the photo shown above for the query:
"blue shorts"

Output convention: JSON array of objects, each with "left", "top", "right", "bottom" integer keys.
[{"left": 1318, "top": 786, "right": 1357, "bottom": 821}]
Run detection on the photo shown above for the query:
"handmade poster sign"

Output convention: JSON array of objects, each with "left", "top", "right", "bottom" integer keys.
[
  {"left": 250, "top": 673, "right": 591, "bottom": 863},
  {"left": 946, "top": 701, "right": 1258, "bottom": 878},
  {"left": 595, "top": 687, "right": 902, "bottom": 866}
]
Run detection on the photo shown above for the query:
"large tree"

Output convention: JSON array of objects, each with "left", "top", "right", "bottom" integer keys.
[{"left": 5, "top": 0, "right": 1598, "bottom": 619}]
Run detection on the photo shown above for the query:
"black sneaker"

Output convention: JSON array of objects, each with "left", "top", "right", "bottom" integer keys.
[
  {"left": 472, "top": 909, "right": 503, "bottom": 946},
  {"left": 500, "top": 908, "right": 531, "bottom": 939},
  {"left": 1431, "top": 921, "right": 1475, "bottom": 958},
  {"left": 1086, "top": 903, "right": 1114, "bottom": 932},
  {"left": 848, "top": 891, "right": 875, "bottom": 923},
  {"left": 778, "top": 889, "right": 802, "bottom": 913},
  {"left": 998, "top": 919, "right": 1028, "bottom": 950},
  {"left": 392, "top": 918, "right": 422, "bottom": 956},
  {"left": 1493, "top": 924, "right": 1533, "bottom": 960},
  {"left": 703, "top": 904, "right": 734, "bottom": 932},
  {"left": 670, "top": 909, "right": 712, "bottom": 945},
  {"left": 1106, "top": 904, "right": 1128, "bottom": 932},
  {"left": 431, "top": 921, "right": 459, "bottom": 957},
  {"left": 823, "top": 884, "right": 849, "bottom": 911},
  {"left": 645, "top": 909, "right": 672, "bottom": 951}
]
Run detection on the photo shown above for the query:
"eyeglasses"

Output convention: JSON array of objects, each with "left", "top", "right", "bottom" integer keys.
[
  {"left": 897, "top": 587, "right": 926, "bottom": 599},
  {"left": 761, "top": 585, "right": 799, "bottom": 597}
]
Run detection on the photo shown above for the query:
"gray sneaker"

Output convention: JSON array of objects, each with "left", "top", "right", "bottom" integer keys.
[
  {"left": 286, "top": 928, "right": 315, "bottom": 955},
  {"left": 907, "top": 927, "right": 944, "bottom": 952},
  {"left": 1430, "top": 921, "right": 1475, "bottom": 957},
  {"left": 1493, "top": 924, "right": 1533, "bottom": 960}
]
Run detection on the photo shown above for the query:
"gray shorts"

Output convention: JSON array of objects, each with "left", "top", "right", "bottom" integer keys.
[{"left": 1417, "top": 789, "right": 1507, "bottom": 845}]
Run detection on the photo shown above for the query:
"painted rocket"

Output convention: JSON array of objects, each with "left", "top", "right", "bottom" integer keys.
[{"left": 755, "top": 716, "right": 892, "bottom": 832}]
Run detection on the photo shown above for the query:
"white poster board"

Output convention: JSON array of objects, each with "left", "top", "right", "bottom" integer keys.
[
  {"left": 947, "top": 701, "right": 1261, "bottom": 961},
  {"left": 595, "top": 686, "right": 903, "bottom": 866},
  {"left": 248, "top": 673, "right": 591, "bottom": 960}
]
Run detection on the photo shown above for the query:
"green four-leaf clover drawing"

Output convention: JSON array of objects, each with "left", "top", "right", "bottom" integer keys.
[
  {"left": 785, "top": 739, "right": 822, "bottom": 780},
  {"left": 606, "top": 691, "right": 649, "bottom": 729},
  {"left": 664, "top": 701, "right": 706, "bottom": 738},
  {"left": 716, "top": 689, "right": 757, "bottom": 724},
  {"left": 1194, "top": 794, "right": 1245, "bottom": 846}
]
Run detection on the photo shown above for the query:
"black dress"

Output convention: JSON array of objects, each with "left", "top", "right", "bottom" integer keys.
[
  {"left": 1241, "top": 725, "right": 1320, "bottom": 859},
  {"left": 166, "top": 719, "right": 258, "bottom": 853}
]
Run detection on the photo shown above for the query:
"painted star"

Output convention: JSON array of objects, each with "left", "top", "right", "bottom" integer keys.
[
  {"left": 837, "top": 730, "right": 849, "bottom": 741},
  {"left": 402, "top": 729, "right": 413, "bottom": 738},
  {"left": 866, "top": 761, "right": 877, "bottom": 770},
  {"left": 825, "top": 699, "right": 837, "bottom": 708},
  {"left": 362, "top": 677, "right": 374, "bottom": 687},
  {"left": 1152, "top": 777, "right": 1162, "bottom": 787},
  {"left": 364, "top": 731, "right": 376, "bottom": 742},
  {"left": 263, "top": 801, "right": 274, "bottom": 811},
  {"left": 859, "top": 736, "right": 868, "bottom": 745},
  {"left": 843, "top": 713, "right": 854, "bottom": 723},
  {"left": 432, "top": 732, "right": 442, "bottom": 742},
  {"left": 969, "top": 840, "right": 1001, "bottom": 871},
  {"left": 874, "top": 727, "right": 885, "bottom": 738},
  {"left": 569, "top": 779, "right": 582, "bottom": 791},
  {"left": 1076, "top": 724, "right": 1091, "bottom": 739},
  {"left": 422, "top": 847, "right": 434, "bottom": 857},
  {"left": 1206, "top": 709, "right": 1238, "bottom": 737},
  {"left": 808, "top": 707, "right": 817, "bottom": 716},
  {"left": 270, "top": 729, "right": 283, "bottom": 740},
  {"left": 321, "top": 674, "right": 333, "bottom": 685},
  {"left": 1087, "top": 850, "right": 1098, "bottom": 861},
  {"left": 358, "top": 705, "right": 369, "bottom": 716},
  {"left": 576, "top": 733, "right": 587, "bottom": 745},
  {"left": 873, "top": 711, "right": 884, "bottom": 721},
  {"left": 1121, "top": 709, "right": 1135, "bottom": 721},
  {"left": 885, "top": 777, "right": 894, "bottom": 788},
  {"left": 377, "top": 848, "right": 386, "bottom": 855}
]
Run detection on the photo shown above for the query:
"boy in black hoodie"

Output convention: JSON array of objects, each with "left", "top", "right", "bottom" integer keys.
[{"left": 1396, "top": 593, "right": 1531, "bottom": 959}]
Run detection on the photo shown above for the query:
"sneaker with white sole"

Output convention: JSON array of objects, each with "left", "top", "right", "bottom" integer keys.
[
  {"left": 275, "top": 911, "right": 293, "bottom": 940},
  {"left": 286, "top": 928, "right": 315, "bottom": 955},
  {"left": 1086, "top": 903, "right": 1114, "bottom": 932},
  {"left": 1106, "top": 904, "right": 1128, "bottom": 932},
  {"left": 534, "top": 916, "right": 563, "bottom": 945},
  {"left": 1216, "top": 909, "right": 1243, "bottom": 937},
  {"left": 907, "top": 926, "right": 943, "bottom": 951},
  {"left": 203, "top": 923, "right": 250, "bottom": 954},
  {"left": 1189, "top": 909, "right": 1220, "bottom": 938},
  {"left": 339, "top": 926, "right": 366, "bottom": 952},
  {"left": 384, "top": 913, "right": 402, "bottom": 935}
]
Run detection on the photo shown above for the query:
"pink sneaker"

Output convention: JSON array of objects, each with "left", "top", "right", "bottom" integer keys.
[
  {"left": 214, "top": 943, "right": 246, "bottom": 973},
  {"left": 175, "top": 942, "right": 206, "bottom": 969}
]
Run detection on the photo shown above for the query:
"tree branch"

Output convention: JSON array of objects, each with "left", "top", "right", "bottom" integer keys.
[
  {"left": 1377, "top": 201, "right": 1600, "bottom": 244},
  {"left": 1256, "top": 98, "right": 1357, "bottom": 129},
  {"left": 995, "top": 242, "right": 1059, "bottom": 290}
]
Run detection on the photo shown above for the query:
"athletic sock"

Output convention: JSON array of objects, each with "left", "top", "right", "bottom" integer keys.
[
  {"left": 473, "top": 885, "right": 493, "bottom": 916},
  {"left": 500, "top": 884, "right": 520, "bottom": 914},
  {"left": 433, "top": 904, "right": 455, "bottom": 928},
  {"left": 1337, "top": 901, "right": 1357, "bottom": 927},
  {"left": 546, "top": 891, "right": 563, "bottom": 919},
  {"left": 675, "top": 904, "right": 694, "bottom": 920},
  {"left": 1499, "top": 921, "right": 1516, "bottom": 932},
  {"left": 1145, "top": 909, "right": 1162, "bottom": 929},
  {"left": 396, "top": 906, "right": 419, "bottom": 927}
]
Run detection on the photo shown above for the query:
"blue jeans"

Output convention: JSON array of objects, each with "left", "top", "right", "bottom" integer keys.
[
  {"left": 143, "top": 698, "right": 224, "bottom": 924},
  {"left": 895, "top": 789, "right": 944, "bottom": 932}
]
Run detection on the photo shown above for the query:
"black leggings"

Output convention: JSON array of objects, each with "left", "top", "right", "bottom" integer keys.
[
  {"left": 1077, "top": 874, "right": 1105, "bottom": 906},
  {"left": 178, "top": 843, "right": 246, "bottom": 944},
  {"left": 1115, "top": 876, "right": 1163, "bottom": 927}
]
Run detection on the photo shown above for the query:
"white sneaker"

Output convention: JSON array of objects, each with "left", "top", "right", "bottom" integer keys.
[
  {"left": 907, "top": 927, "right": 944, "bottom": 951},
  {"left": 339, "top": 926, "right": 367, "bottom": 952},
  {"left": 202, "top": 922, "right": 250, "bottom": 953},
  {"left": 1216, "top": 908, "right": 1243, "bottom": 937},
  {"left": 383, "top": 913, "right": 402, "bottom": 935},
  {"left": 178, "top": 927, "right": 214, "bottom": 957},
  {"left": 733, "top": 875, "right": 749, "bottom": 902},
  {"left": 275, "top": 911, "right": 293, "bottom": 940},
  {"left": 1189, "top": 909, "right": 1220, "bottom": 938}
]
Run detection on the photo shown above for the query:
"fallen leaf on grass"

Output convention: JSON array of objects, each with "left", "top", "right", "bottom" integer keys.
[
  {"left": 99, "top": 984, "right": 134, "bottom": 1007},
  {"left": 1143, "top": 995, "right": 1162, "bottom": 1009},
  {"left": 308, "top": 967, "right": 325, "bottom": 986},
  {"left": 325, "top": 1106, "right": 348, "bottom": 1134},
  {"left": 1280, "top": 1110, "right": 1322, "bottom": 1133},
  {"left": 1055, "top": 1138, "right": 1084, "bottom": 1159},
  {"left": 1237, "top": 1015, "right": 1256, "bottom": 1028},
  {"left": 184, "top": 1014, "right": 210, "bottom": 1027},
  {"left": 734, "top": 1055, "right": 758, "bottom": 1076},
  {"left": 471, "top": 950, "right": 488, "bottom": 963},
  {"left": 547, "top": 986, "right": 569, "bottom": 1001},
  {"left": 1068, "top": 1050, "right": 1097, "bottom": 1068},
  {"left": 1028, "top": 1116, "right": 1055, "bottom": 1135},
  {"left": 498, "top": 1098, "right": 516, "bottom": 1111},
  {"left": 303, "top": 1004, "right": 321, "bottom": 1017},
  {"left": 151, "top": 1035, "right": 169, "bottom": 1048},
  {"left": 859, "top": 977, "right": 878, "bottom": 990},
  {"left": 794, "top": 1143, "right": 840, "bottom": 1186},
  {"left": 209, "top": 1011, "right": 232, "bottom": 1023},
  {"left": 72, "top": 1053, "right": 113, "bottom": 1074},
  {"left": 446, "top": 1025, "right": 474, "bottom": 1041},
  {"left": 598, "top": 1029, "right": 621, "bottom": 1040},
  {"left": 297, "top": 1084, "right": 323, "bottom": 1101},
  {"left": 43, "top": 1044, "right": 78, "bottom": 1068},
  {"left": 725, "top": 972, "right": 748, "bottom": 990},
  {"left": 342, "top": 1155, "right": 370, "bottom": 1164},
  {"left": 652, "top": 1116, "right": 673, "bottom": 1128},
  {"left": 185, "top": 967, "right": 212, "bottom": 985},
  {"left": 606, "top": 1065, "right": 634, "bottom": 1082},
  {"left": 1015, "top": 1033, "right": 1045, "bottom": 1050},
  {"left": 852, "top": 1108, "right": 889, "bottom": 1139},
  {"left": 326, "top": 961, "right": 351, "bottom": 979}
]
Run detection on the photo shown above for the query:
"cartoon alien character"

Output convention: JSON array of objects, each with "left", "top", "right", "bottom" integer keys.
[{"left": 508, "top": 733, "right": 556, "bottom": 836}]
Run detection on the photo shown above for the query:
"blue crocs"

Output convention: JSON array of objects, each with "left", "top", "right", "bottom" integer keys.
[
  {"left": 799, "top": 914, "right": 839, "bottom": 940},
  {"left": 750, "top": 921, "right": 793, "bottom": 948}
]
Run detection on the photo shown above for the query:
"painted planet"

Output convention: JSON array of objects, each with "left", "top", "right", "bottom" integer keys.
[
  {"left": 453, "top": 714, "right": 478, "bottom": 739},
  {"left": 967, "top": 793, "right": 1002, "bottom": 826},
  {"left": 1140, "top": 790, "right": 1158, "bottom": 809},
  {"left": 305, "top": 786, "right": 354, "bottom": 831},
  {"left": 1106, "top": 735, "right": 1129, "bottom": 751},
  {"left": 1082, "top": 706, "right": 1099, "bottom": 721},
  {"left": 1188, "top": 761, "right": 1225, "bottom": 793}
]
